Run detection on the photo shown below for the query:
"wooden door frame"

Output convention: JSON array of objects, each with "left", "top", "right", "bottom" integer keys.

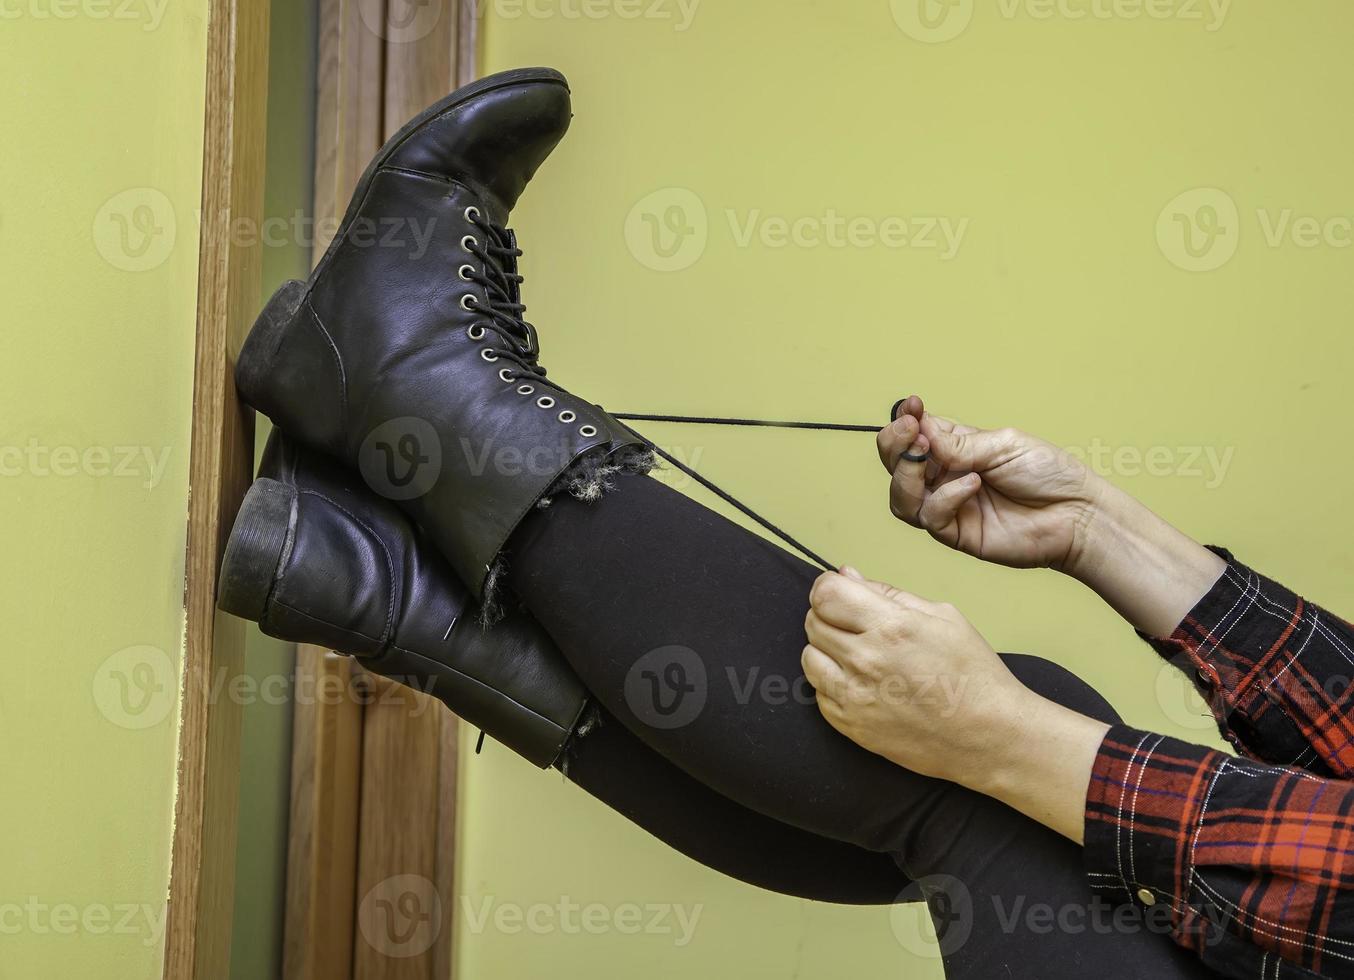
[
  {"left": 166, "top": 0, "right": 272, "bottom": 976},
  {"left": 284, "top": 3, "right": 480, "bottom": 978}
]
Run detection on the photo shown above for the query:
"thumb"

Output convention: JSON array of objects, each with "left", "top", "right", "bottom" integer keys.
[{"left": 923, "top": 421, "right": 1017, "bottom": 472}]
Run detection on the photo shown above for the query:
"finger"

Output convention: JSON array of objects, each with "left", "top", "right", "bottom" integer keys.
[
  {"left": 918, "top": 472, "right": 983, "bottom": 545},
  {"left": 834, "top": 567, "right": 935, "bottom": 610},
  {"left": 814, "top": 690, "right": 848, "bottom": 732},
  {"left": 922, "top": 420, "right": 1019, "bottom": 473},
  {"left": 889, "top": 432, "right": 930, "bottom": 525},
  {"left": 875, "top": 413, "right": 920, "bottom": 473},
  {"left": 808, "top": 571, "right": 898, "bottom": 633},
  {"left": 888, "top": 394, "right": 925, "bottom": 424},
  {"left": 804, "top": 608, "right": 860, "bottom": 658},
  {"left": 801, "top": 643, "right": 848, "bottom": 696}
]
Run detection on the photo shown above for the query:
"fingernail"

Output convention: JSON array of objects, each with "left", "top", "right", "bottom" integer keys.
[
  {"left": 840, "top": 565, "right": 865, "bottom": 581},
  {"left": 891, "top": 416, "right": 914, "bottom": 436}
]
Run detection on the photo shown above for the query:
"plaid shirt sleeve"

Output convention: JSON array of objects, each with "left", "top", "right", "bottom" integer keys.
[
  {"left": 1082, "top": 551, "right": 1354, "bottom": 979},
  {"left": 1085, "top": 728, "right": 1354, "bottom": 979},
  {"left": 1138, "top": 548, "right": 1354, "bottom": 778}
]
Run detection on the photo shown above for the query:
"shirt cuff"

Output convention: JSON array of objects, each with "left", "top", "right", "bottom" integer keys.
[
  {"left": 1083, "top": 725, "right": 1222, "bottom": 939},
  {"left": 1135, "top": 547, "right": 1349, "bottom": 775}
]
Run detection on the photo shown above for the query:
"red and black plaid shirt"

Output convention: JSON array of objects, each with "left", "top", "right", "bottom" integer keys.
[{"left": 1084, "top": 549, "right": 1354, "bottom": 979}]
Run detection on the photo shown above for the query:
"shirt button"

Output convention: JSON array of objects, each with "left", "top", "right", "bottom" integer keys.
[{"left": 1137, "top": 888, "right": 1157, "bottom": 906}]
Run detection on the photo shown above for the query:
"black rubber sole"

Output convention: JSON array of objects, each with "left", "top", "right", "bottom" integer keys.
[{"left": 218, "top": 478, "right": 296, "bottom": 622}]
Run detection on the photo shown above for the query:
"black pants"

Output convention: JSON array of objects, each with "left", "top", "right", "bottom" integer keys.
[{"left": 514, "top": 473, "right": 1214, "bottom": 979}]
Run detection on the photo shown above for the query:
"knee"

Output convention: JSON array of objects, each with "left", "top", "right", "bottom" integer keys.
[{"left": 999, "top": 653, "right": 1122, "bottom": 726}]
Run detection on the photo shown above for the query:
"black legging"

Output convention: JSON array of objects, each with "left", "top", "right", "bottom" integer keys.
[
  {"left": 558, "top": 652, "right": 1107, "bottom": 910},
  {"left": 512, "top": 473, "right": 1216, "bottom": 979}
]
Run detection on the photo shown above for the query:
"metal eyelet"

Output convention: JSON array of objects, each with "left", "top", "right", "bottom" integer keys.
[
  {"left": 461, "top": 235, "right": 478, "bottom": 251},
  {"left": 498, "top": 368, "right": 515, "bottom": 383},
  {"left": 464, "top": 206, "right": 481, "bottom": 222},
  {"left": 579, "top": 425, "right": 598, "bottom": 438},
  {"left": 467, "top": 324, "right": 486, "bottom": 340},
  {"left": 558, "top": 410, "right": 577, "bottom": 424},
  {"left": 536, "top": 396, "right": 556, "bottom": 409},
  {"left": 458, "top": 264, "right": 475, "bottom": 281},
  {"left": 517, "top": 384, "right": 535, "bottom": 395},
  {"left": 480, "top": 349, "right": 499, "bottom": 362},
  {"left": 460, "top": 294, "right": 477, "bottom": 311}
]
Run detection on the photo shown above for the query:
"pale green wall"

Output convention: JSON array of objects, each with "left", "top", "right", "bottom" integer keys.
[
  {"left": 459, "top": 2, "right": 1354, "bottom": 977},
  {"left": 0, "top": 5, "right": 208, "bottom": 979}
]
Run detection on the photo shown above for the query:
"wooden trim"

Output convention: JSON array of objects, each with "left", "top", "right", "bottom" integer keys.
[
  {"left": 283, "top": 651, "right": 366, "bottom": 980},
  {"left": 457, "top": 0, "right": 478, "bottom": 87},
  {"left": 312, "top": 0, "right": 384, "bottom": 255},
  {"left": 166, "top": 0, "right": 272, "bottom": 975},
  {"left": 282, "top": 3, "right": 479, "bottom": 976},
  {"left": 351, "top": 679, "right": 458, "bottom": 978}
]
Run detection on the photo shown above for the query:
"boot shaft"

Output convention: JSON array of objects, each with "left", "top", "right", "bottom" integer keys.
[{"left": 219, "top": 433, "right": 590, "bottom": 768}]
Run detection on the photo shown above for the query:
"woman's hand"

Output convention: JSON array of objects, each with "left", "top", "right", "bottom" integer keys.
[
  {"left": 801, "top": 566, "right": 1036, "bottom": 786},
  {"left": 877, "top": 395, "right": 1107, "bottom": 573},
  {"left": 877, "top": 395, "right": 1228, "bottom": 643},
  {"left": 803, "top": 567, "right": 1110, "bottom": 843}
]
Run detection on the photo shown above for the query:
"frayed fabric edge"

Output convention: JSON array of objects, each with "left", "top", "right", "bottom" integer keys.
[
  {"left": 478, "top": 445, "right": 658, "bottom": 623},
  {"left": 538, "top": 444, "right": 658, "bottom": 508},
  {"left": 556, "top": 700, "right": 602, "bottom": 778}
]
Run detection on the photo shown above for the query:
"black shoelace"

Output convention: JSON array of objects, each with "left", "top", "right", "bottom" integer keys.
[{"left": 466, "top": 216, "right": 880, "bottom": 573}]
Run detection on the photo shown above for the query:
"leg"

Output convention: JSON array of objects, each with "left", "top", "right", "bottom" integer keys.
[
  {"left": 558, "top": 706, "right": 908, "bottom": 906},
  {"left": 510, "top": 473, "right": 1216, "bottom": 978},
  {"left": 223, "top": 434, "right": 908, "bottom": 905}
]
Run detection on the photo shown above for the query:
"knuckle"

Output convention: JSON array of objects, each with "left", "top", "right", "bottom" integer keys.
[{"left": 878, "top": 612, "right": 911, "bottom": 644}]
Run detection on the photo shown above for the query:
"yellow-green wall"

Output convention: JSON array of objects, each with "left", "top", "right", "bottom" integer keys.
[
  {"left": 0, "top": 4, "right": 208, "bottom": 979},
  {"left": 460, "top": 2, "right": 1354, "bottom": 977}
]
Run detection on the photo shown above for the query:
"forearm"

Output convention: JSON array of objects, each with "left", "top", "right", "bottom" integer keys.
[
  {"left": 966, "top": 692, "right": 1110, "bottom": 845},
  {"left": 1068, "top": 485, "right": 1226, "bottom": 638}
]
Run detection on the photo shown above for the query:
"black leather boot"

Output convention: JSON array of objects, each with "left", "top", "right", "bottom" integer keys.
[
  {"left": 235, "top": 67, "right": 646, "bottom": 598},
  {"left": 217, "top": 431, "right": 590, "bottom": 769}
]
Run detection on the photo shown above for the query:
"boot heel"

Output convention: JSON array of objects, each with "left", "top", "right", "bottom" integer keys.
[
  {"left": 218, "top": 478, "right": 297, "bottom": 622},
  {"left": 236, "top": 279, "right": 307, "bottom": 406}
]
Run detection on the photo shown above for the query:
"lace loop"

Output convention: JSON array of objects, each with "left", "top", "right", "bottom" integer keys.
[{"left": 461, "top": 214, "right": 552, "bottom": 384}]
